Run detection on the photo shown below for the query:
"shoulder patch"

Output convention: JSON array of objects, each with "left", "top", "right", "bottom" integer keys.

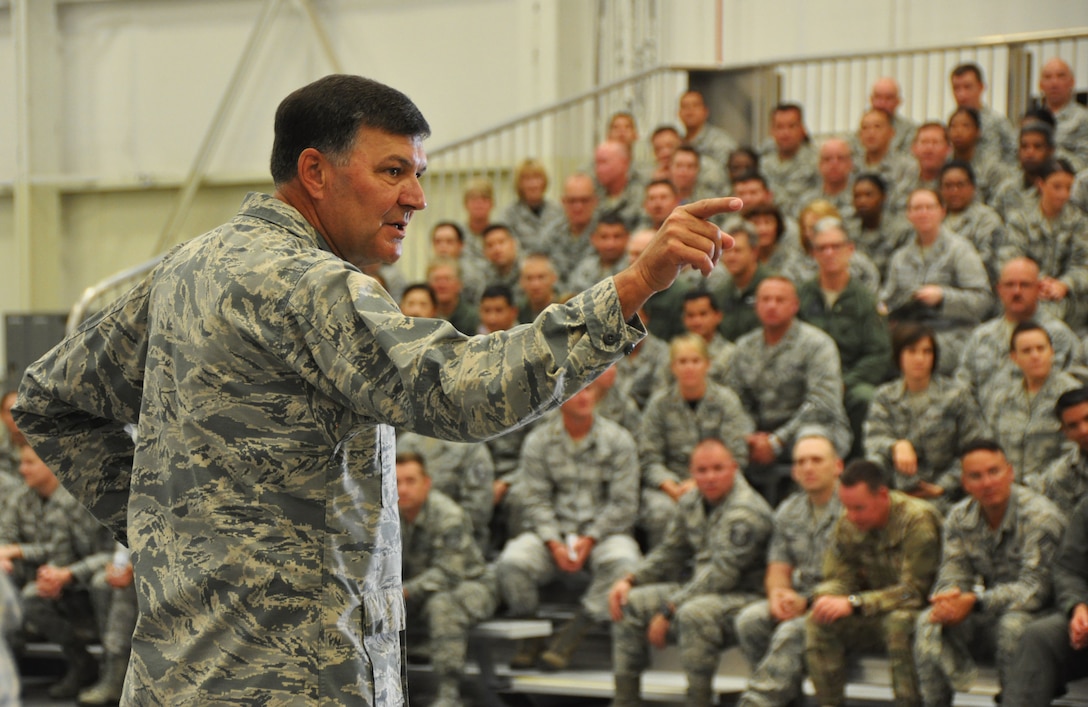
[{"left": 730, "top": 521, "right": 753, "bottom": 548}]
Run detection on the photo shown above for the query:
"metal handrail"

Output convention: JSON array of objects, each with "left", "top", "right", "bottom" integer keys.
[
  {"left": 427, "top": 65, "right": 678, "bottom": 156},
  {"left": 66, "top": 255, "right": 163, "bottom": 335},
  {"left": 64, "top": 25, "right": 1088, "bottom": 326}
]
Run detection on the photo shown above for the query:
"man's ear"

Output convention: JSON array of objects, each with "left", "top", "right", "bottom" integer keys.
[{"left": 296, "top": 147, "right": 329, "bottom": 199}]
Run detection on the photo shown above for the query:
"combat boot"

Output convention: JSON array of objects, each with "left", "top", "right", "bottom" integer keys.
[
  {"left": 49, "top": 644, "right": 98, "bottom": 699},
  {"left": 686, "top": 672, "right": 717, "bottom": 707},
  {"left": 78, "top": 653, "right": 127, "bottom": 705},
  {"left": 611, "top": 673, "right": 642, "bottom": 707},
  {"left": 508, "top": 636, "right": 546, "bottom": 669},
  {"left": 539, "top": 609, "right": 592, "bottom": 671}
]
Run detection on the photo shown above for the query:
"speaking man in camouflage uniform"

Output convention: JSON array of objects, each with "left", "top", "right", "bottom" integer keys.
[
  {"left": 914, "top": 440, "right": 1066, "bottom": 705},
  {"left": 607, "top": 437, "right": 773, "bottom": 707},
  {"left": 397, "top": 452, "right": 496, "bottom": 707},
  {"left": 805, "top": 459, "right": 942, "bottom": 707},
  {"left": 734, "top": 433, "right": 843, "bottom": 707},
  {"left": 12, "top": 74, "right": 742, "bottom": 705},
  {"left": 495, "top": 381, "right": 641, "bottom": 670},
  {"left": 1032, "top": 387, "right": 1088, "bottom": 516}
]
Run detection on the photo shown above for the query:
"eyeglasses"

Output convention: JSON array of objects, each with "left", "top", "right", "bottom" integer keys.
[{"left": 812, "top": 241, "right": 850, "bottom": 253}]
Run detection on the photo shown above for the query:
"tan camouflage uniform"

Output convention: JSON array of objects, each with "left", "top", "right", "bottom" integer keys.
[{"left": 805, "top": 491, "right": 942, "bottom": 707}]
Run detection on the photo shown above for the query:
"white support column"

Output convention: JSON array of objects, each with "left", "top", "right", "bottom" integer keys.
[{"left": 12, "top": 0, "right": 64, "bottom": 310}]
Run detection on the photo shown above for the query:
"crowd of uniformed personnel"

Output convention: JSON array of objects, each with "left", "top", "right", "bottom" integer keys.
[{"left": 4, "top": 57, "right": 1088, "bottom": 707}]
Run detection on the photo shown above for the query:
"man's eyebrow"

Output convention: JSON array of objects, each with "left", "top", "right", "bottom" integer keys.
[{"left": 382, "top": 154, "right": 428, "bottom": 175}]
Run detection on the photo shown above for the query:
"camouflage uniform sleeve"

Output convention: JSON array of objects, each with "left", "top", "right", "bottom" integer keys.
[
  {"left": 668, "top": 500, "right": 771, "bottom": 607},
  {"left": 638, "top": 393, "right": 681, "bottom": 490},
  {"left": 517, "top": 424, "right": 562, "bottom": 544},
  {"left": 586, "top": 424, "right": 639, "bottom": 540},
  {"left": 13, "top": 278, "right": 153, "bottom": 543},
  {"left": 953, "top": 330, "right": 985, "bottom": 407},
  {"left": 858, "top": 504, "right": 942, "bottom": 615},
  {"left": 1074, "top": 171, "right": 1088, "bottom": 214},
  {"left": 995, "top": 115, "right": 1019, "bottom": 163},
  {"left": 20, "top": 506, "right": 65, "bottom": 568},
  {"left": 981, "top": 496, "right": 1067, "bottom": 613},
  {"left": 977, "top": 208, "right": 1008, "bottom": 281},
  {"left": 1056, "top": 321, "right": 1086, "bottom": 370},
  {"left": 878, "top": 249, "right": 913, "bottom": 312},
  {"left": 724, "top": 343, "right": 759, "bottom": 419},
  {"left": 283, "top": 266, "right": 643, "bottom": 442}
]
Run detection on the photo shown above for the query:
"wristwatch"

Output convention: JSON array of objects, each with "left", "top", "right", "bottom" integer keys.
[{"left": 847, "top": 594, "right": 863, "bottom": 610}]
